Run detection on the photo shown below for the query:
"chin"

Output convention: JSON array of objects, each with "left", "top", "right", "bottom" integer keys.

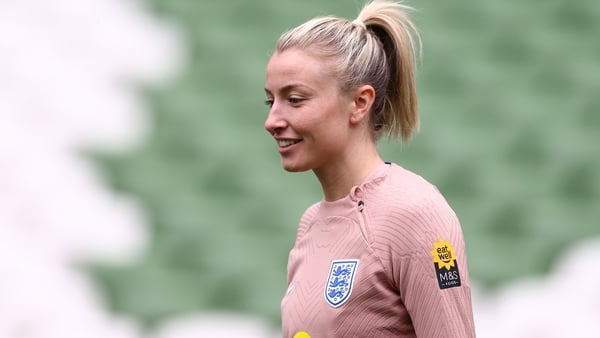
[
  {"left": 283, "top": 167, "right": 307, "bottom": 173},
  {"left": 282, "top": 165, "right": 308, "bottom": 173},
  {"left": 281, "top": 160, "right": 311, "bottom": 173}
]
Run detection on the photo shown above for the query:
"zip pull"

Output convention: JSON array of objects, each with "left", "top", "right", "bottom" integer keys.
[{"left": 358, "top": 200, "right": 364, "bottom": 212}]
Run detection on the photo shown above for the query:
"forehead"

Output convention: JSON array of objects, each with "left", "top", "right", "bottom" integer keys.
[{"left": 265, "top": 49, "right": 337, "bottom": 92}]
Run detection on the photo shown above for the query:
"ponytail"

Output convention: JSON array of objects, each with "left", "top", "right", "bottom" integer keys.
[
  {"left": 356, "top": 1, "right": 421, "bottom": 141},
  {"left": 275, "top": 0, "right": 421, "bottom": 141}
]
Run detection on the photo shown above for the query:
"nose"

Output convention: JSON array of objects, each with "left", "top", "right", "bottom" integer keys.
[{"left": 264, "top": 104, "right": 286, "bottom": 135}]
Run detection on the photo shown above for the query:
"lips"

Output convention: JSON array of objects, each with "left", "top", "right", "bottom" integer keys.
[{"left": 277, "top": 139, "right": 301, "bottom": 148}]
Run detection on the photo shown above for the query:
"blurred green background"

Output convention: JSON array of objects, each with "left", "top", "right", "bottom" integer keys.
[{"left": 94, "top": 0, "right": 600, "bottom": 327}]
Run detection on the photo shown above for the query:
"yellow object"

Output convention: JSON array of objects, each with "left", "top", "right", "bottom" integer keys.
[{"left": 431, "top": 239, "right": 457, "bottom": 270}]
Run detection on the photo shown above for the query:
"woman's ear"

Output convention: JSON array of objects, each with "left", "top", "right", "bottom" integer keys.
[{"left": 350, "top": 85, "right": 375, "bottom": 125}]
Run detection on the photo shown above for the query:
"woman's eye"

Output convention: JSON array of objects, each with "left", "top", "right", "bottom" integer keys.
[
  {"left": 264, "top": 99, "right": 274, "bottom": 108},
  {"left": 289, "top": 97, "right": 303, "bottom": 105}
]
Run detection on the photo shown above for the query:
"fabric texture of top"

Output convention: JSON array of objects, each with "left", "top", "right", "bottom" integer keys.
[{"left": 281, "top": 162, "right": 475, "bottom": 338}]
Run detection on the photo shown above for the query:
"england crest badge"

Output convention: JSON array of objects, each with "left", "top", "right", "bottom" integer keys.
[{"left": 324, "top": 259, "right": 360, "bottom": 308}]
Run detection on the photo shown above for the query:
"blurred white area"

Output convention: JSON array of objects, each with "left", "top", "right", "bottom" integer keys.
[
  {"left": 0, "top": 0, "right": 597, "bottom": 337},
  {"left": 0, "top": 0, "right": 278, "bottom": 336},
  {"left": 150, "top": 312, "right": 280, "bottom": 338},
  {"left": 473, "top": 238, "right": 600, "bottom": 337},
  {"left": 0, "top": 0, "right": 179, "bottom": 267},
  {"left": 0, "top": 238, "right": 141, "bottom": 337},
  {"left": 0, "top": 0, "right": 180, "bottom": 152},
  {"left": 0, "top": 0, "right": 168, "bottom": 336}
]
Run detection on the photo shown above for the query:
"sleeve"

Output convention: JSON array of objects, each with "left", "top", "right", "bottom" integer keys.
[{"left": 374, "top": 191, "right": 476, "bottom": 337}]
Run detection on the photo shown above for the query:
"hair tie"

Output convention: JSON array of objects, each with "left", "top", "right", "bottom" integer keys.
[{"left": 352, "top": 19, "right": 367, "bottom": 30}]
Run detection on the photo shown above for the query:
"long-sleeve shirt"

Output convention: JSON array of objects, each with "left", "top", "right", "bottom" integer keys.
[{"left": 281, "top": 162, "right": 475, "bottom": 337}]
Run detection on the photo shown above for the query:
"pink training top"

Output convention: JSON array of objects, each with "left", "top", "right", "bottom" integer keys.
[{"left": 281, "top": 163, "right": 475, "bottom": 338}]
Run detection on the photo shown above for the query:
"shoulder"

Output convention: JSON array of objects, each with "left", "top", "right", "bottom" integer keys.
[
  {"left": 366, "top": 165, "right": 471, "bottom": 292},
  {"left": 366, "top": 164, "right": 461, "bottom": 251},
  {"left": 296, "top": 201, "right": 320, "bottom": 239},
  {"left": 370, "top": 164, "right": 455, "bottom": 220}
]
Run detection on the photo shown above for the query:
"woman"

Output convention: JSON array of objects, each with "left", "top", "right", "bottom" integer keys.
[{"left": 264, "top": 1, "right": 475, "bottom": 337}]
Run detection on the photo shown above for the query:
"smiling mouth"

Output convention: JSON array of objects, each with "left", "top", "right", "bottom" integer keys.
[{"left": 277, "top": 139, "right": 301, "bottom": 148}]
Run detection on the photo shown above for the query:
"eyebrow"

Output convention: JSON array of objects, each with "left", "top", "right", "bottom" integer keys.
[{"left": 264, "top": 83, "right": 311, "bottom": 95}]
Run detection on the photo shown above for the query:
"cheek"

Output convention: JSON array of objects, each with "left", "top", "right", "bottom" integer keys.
[
  {"left": 291, "top": 112, "right": 322, "bottom": 136},
  {"left": 312, "top": 119, "right": 350, "bottom": 154},
  {"left": 296, "top": 98, "right": 350, "bottom": 140}
]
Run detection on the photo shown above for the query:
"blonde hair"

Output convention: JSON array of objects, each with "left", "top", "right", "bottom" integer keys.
[{"left": 275, "top": 0, "right": 421, "bottom": 142}]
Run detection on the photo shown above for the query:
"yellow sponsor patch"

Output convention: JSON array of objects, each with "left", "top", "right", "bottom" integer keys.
[
  {"left": 293, "top": 331, "right": 311, "bottom": 338},
  {"left": 431, "top": 239, "right": 461, "bottom": 289},
  {"left": 431, "top": 238, "right": 457, "bottom": 270}
]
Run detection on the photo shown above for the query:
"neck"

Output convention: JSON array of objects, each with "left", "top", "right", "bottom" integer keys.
[{"left": 314, "top": 141, "right": 383, "bottom": 202}]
